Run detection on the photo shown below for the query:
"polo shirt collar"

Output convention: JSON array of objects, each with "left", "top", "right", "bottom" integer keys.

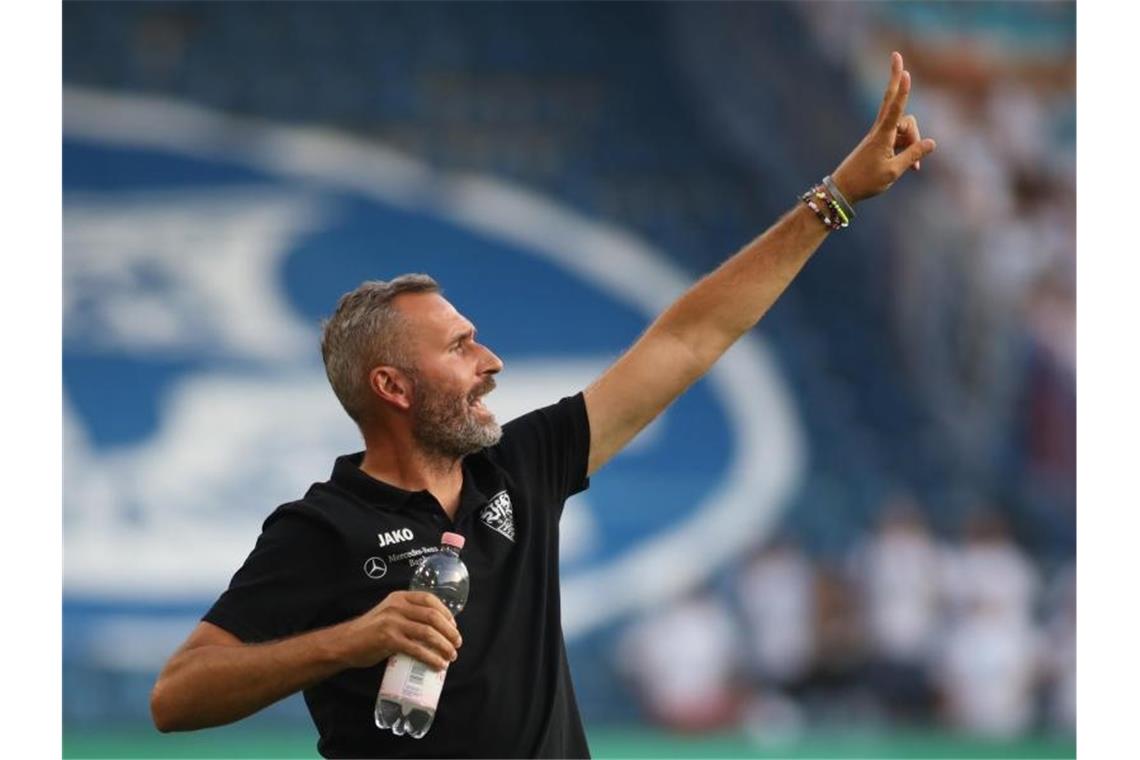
[
  {"left": 331, "top": 452, "right": 416, "bottom": 506},
  {"left": 330, "top": 450, "right": 507, "bottom": 516}
]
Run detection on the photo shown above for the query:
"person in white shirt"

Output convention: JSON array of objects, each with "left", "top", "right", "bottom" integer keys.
[
  {"left": 736, "top": 539, "right": 816, "bottom": 688},
  {"left": 851, "top": 500, "right": 940, "bottom": 721},
  {"left": 935, "top": 511, "right": 1044, "bottom": 737},
  {"left": 615, "top": 586, "right": 746, "bottom": 732}
]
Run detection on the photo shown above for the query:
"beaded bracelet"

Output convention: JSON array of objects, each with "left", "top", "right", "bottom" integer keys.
[
  {"left": 799, "top": 187, "right": 833, "bottom": 230},
  {"left": 825, "top": 194, "right": 849, "bottom": 227},
  {"left": 800, "top": 185, "right": 846, "bottom": 231}
]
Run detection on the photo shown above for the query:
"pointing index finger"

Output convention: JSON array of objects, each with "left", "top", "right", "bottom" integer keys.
[{"left": 876, "top": 52, "right": 904, "bottom": 123}]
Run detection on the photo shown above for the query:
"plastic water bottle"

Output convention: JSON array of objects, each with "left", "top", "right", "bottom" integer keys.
[{"left": 374, "top": 532, "right": 469, "bottom": 739}]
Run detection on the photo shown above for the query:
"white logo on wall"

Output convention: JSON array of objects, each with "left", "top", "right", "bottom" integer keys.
[
  {"left": 62, "top": 88, "right": 805, "bottom": 639},
  {"left": 479, "top": 491, "right": 515, "bottom": 542},
  {"left": 378, "top": 528, "right": 414, "bottom": 548},
  {"left": 363, "top": 557, "right": 388, "bottom": 579}
]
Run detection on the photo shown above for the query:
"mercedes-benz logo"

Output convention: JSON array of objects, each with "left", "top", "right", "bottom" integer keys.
[{"left": 363, "top": 556, "right": 387, "bottom": 579}]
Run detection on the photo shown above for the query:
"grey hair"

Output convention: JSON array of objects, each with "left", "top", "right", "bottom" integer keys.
[{"left": 320, "top": 274, "right": 440, "bottom": 426}]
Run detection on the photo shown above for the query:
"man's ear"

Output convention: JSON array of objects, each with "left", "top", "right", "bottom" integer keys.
[{"left": 370, "top": 366, "right": 414, "bottom": 411}]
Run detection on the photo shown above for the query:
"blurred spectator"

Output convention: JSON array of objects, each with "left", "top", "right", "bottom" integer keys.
[
  {"left": 850, "top": 498, "right": 940, "bottom": 723},
  {"left": 934, "top": 602, "right": 1043, "bottom": 737},
  {"left": 941, "top": 511, "right": 1039, "bottom": 621},
  {"left": 934, "top": 511, "right": 1043, "bottom": 737},
  {"left": 797, "top": 564, "right": 877, "bottom": 727},
  {"left": 615, "top": 587, "right": 746, "bottom": 732},
  {"left": 735, "top": 539, "right": 816, "bottom": 688}
]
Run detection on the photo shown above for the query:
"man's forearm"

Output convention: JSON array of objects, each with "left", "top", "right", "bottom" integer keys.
[
  {"left": 151, "top": 623, "right": 350, "bottom": 732},
  {"left": 653, "top": 201, "right": 829, "bottom": 367}
]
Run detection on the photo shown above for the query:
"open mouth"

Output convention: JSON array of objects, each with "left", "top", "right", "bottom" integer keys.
[
  {"left": 468, "top": 380, "right": 496, "bottom": 415},
  {"left": 468, "top": 389, "right": 492, "bottom": 414}
]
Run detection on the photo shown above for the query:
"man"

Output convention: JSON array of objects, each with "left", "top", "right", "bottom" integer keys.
[{"left": 150, "top": 53, "right": 935, "bottom": 758}]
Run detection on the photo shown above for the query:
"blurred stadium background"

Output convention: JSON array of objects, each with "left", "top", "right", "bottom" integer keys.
[{"left": 62, "top": 2, "right": 1075, "bottom": 758}]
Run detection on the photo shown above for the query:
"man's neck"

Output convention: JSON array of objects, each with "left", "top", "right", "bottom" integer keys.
[{"left": 359, "top": 444, "right": 465, "bottom": 518}]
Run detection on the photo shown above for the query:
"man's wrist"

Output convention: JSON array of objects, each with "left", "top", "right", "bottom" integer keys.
[
  {"left": 313, "top": 620, "right": 360, "bottom": 670},
  {"left": 829, "top": 169, "right": 859, "bottom": 206}
]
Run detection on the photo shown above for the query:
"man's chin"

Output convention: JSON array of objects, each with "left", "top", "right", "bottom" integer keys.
[
  {"left": 475, "top": 420, "right": 503, "bottom": 448},
  {"left": 460, "top": 406, "right": 502, "bottom": 446}
]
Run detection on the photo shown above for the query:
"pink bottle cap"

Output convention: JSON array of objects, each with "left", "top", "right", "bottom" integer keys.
[{"left": 441, "top": 532, "right": 465, "bottom": 550}]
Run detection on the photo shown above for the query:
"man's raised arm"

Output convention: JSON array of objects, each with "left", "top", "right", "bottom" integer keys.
[{"left": 583, "top": 52, "right": 936, "bottom": 476}]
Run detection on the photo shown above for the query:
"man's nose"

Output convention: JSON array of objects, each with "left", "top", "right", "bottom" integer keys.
[{"left": 480, "top": 344, "right": 504, "bottom": 375}]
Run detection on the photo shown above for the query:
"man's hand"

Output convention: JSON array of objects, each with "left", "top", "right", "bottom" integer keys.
[
  {"left": 831, "top": 52, "right": 937, "bottom": 204},
  {"left": 337, "top": 591, "right": 462, "bottom": 671},
  {"left": 150, "top": 591, "right": 463, "bottom": 732}
]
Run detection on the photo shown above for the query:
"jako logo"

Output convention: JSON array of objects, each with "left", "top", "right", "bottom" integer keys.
[{"left": 378, "top": 528, "right": 415, "bottom": 548}]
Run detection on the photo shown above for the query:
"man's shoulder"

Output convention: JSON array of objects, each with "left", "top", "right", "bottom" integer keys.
[
  {"left": 497, "top": 392, "right": 588, "bottom": 444},
  {"left": 259, "top": 482, "right": 349, "bottom": 537},
  {"left": 478, "top": 392, "right": 590, "bottom": 496},
  {"left": 481, "top": 400, "right": 561, "bottom": 466}
]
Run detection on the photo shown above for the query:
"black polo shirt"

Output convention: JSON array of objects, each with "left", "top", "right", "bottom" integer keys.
[{"left": 203, "top": 393, "right": 593, "bottom": 759}]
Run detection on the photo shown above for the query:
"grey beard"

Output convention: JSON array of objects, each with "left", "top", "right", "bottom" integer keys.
[{"left": 410, "top": 375, "right": 502, "bottom": 460}]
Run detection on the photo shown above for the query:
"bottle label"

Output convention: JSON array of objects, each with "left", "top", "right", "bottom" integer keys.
[{"left": 378, "top": 653, "right": 447, "bottom": 710}]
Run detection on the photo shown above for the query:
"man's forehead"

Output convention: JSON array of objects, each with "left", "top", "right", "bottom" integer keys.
[{"left": 394, "top": 291, "right": 474, "bottom": 339}]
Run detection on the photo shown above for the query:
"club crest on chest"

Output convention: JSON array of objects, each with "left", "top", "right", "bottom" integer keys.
[{"left": 479, "top": 490, "right": 515, "bottom": 542}]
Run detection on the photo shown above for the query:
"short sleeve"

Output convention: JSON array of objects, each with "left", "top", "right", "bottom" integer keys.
[
  {"left": 202, "top": 506, "right": 344, "bottom": 643},
  {"left": 495, "top": 392, "right": 591, "bottom": 509}
]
